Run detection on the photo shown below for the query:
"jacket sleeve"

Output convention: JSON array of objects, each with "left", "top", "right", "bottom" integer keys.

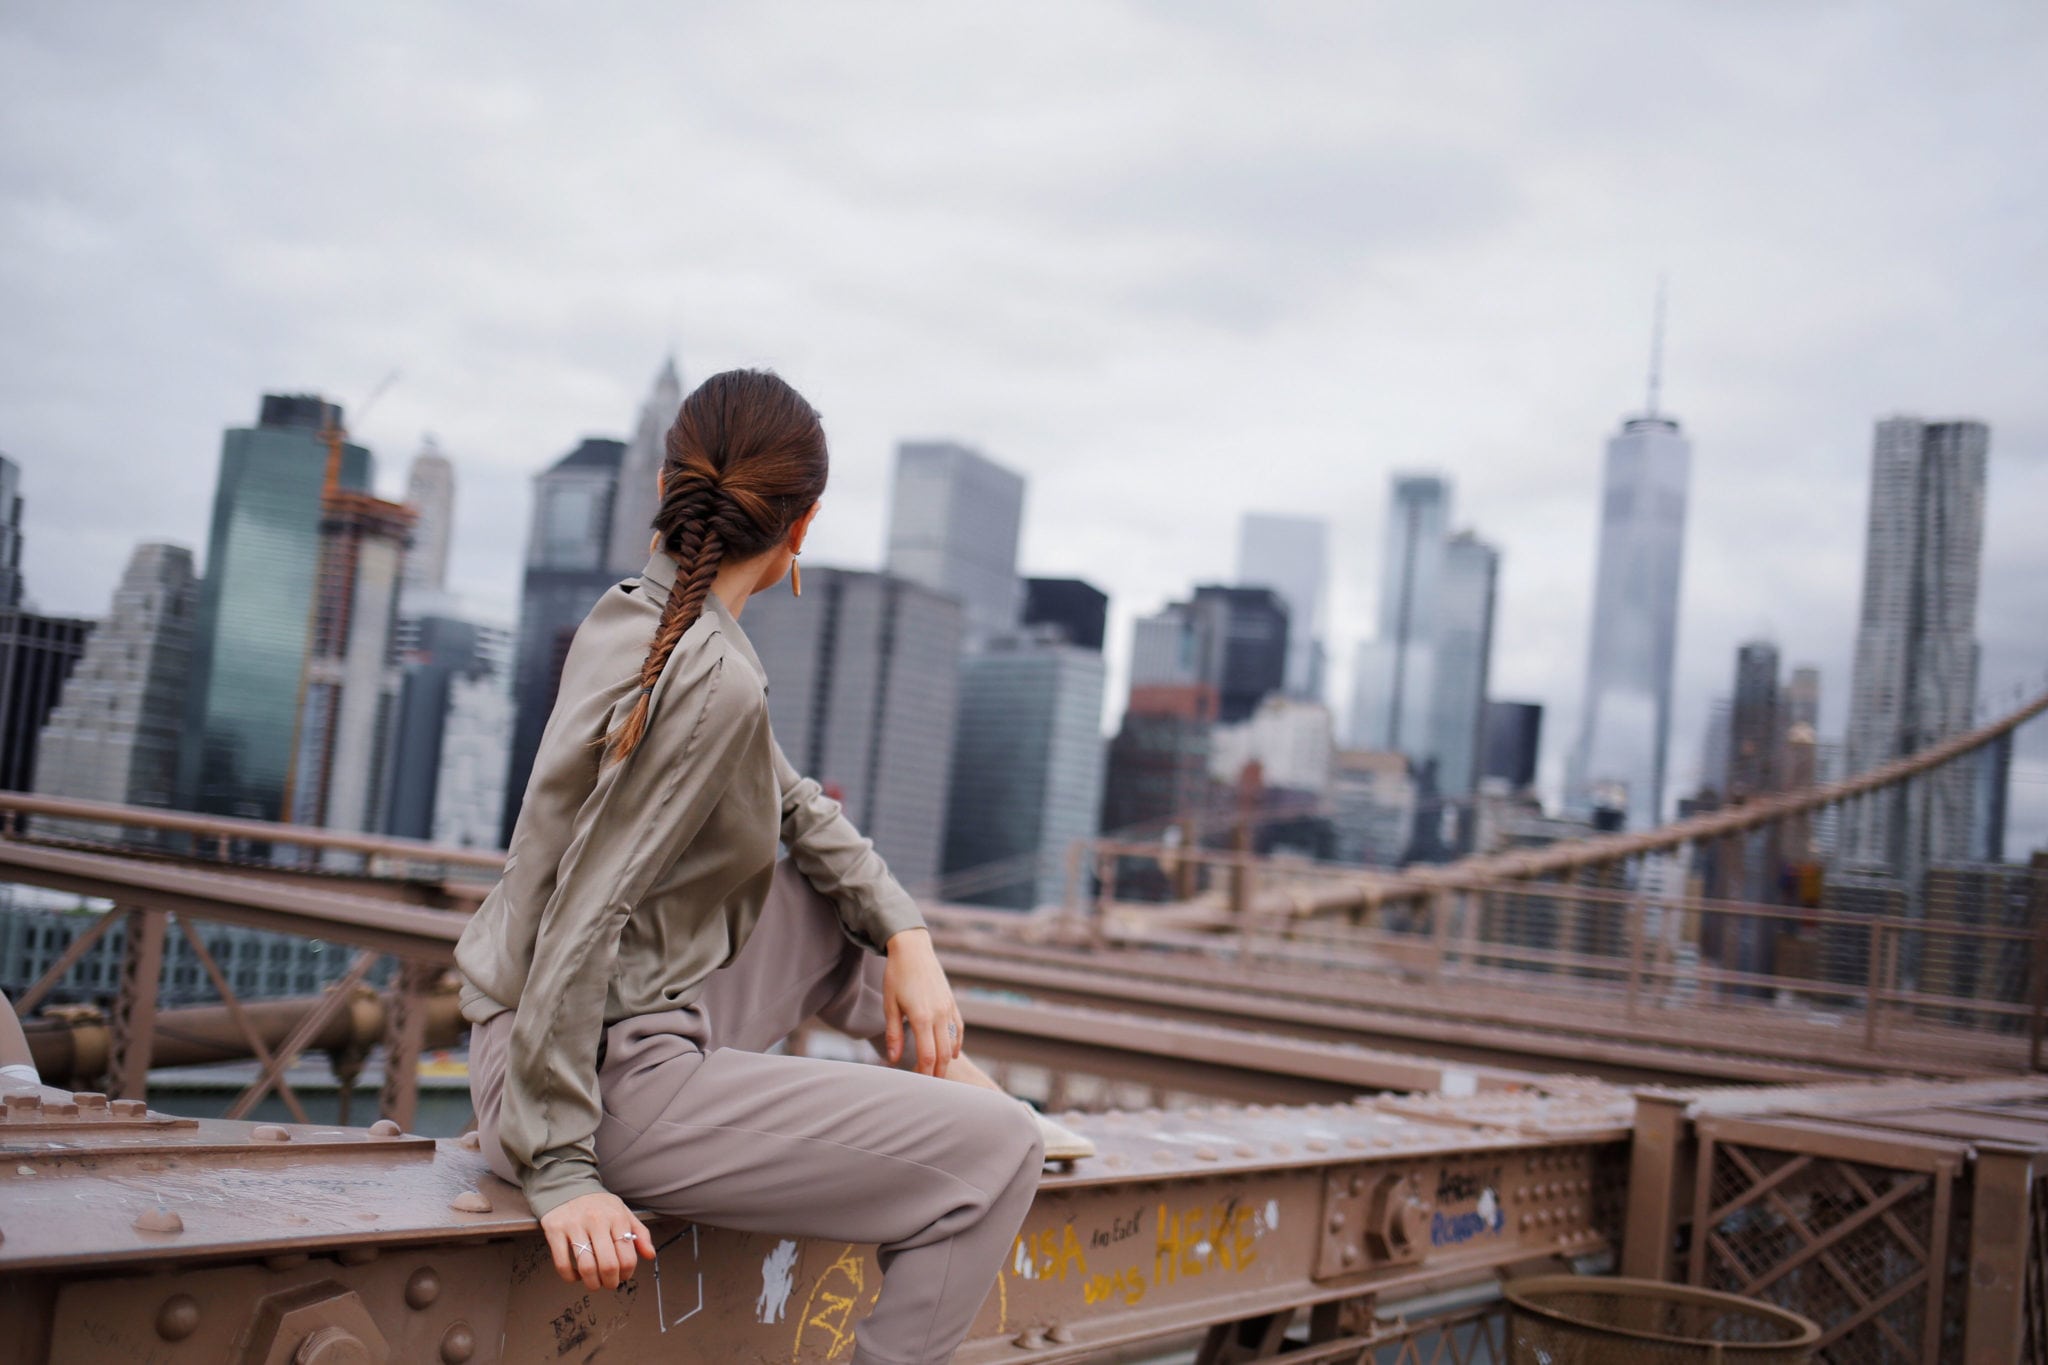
[
  {"left": 499, "top": 645, "right": 763, "bottom": 1217},
  {"left": 771, "top": 736, "right": 926, "bottom": 953}
]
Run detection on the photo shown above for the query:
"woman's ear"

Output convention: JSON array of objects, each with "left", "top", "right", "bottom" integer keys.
[{"left": 790, "top": 500, "right": 822, "bottom": 553}]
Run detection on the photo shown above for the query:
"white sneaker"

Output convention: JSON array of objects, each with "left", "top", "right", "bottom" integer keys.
[{"left": 1029, "top": 1106, "right": 1096, "bottom": 1163}]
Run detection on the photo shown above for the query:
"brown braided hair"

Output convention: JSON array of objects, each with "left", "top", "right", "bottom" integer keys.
[{"left": 604, "top": 369, "right": 828, "bottom": 762}]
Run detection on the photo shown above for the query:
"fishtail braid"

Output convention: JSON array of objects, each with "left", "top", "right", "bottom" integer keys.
[{"left": 600, "top": 368, "right": 830, "bottom": 763}]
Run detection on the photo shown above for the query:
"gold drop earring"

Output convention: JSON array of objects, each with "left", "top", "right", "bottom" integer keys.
[{"left": 791, "top": 549, "right": 802, "bottom": 599}]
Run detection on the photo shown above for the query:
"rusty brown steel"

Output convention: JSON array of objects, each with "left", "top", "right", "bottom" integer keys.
[
  {"left": 0, "top": 1080, "right": 1631, "bottom": 1364},
  {"left": 10, "top": 906, "right": 117, "bottom": 1015},
  {"left": 1620, "top": 1076, "right": 2048, "bottom": 1364},
  {"left": 103, "top": 906, "right": 165, "bottom": 1101},
  {"left": 223, "top": 949, "right": 381, "bottom": 1121},
  {"left": 0, "top": 840, "right": 465, "bottom": 960},
  {"left": 0, "top": 789, "right": 505, "bottom": 873},
  {"left": 171, "top": 914, "right": 314, "bottom": 1126},
  {"left": 376, "top": 961, "right": 444, "bottom": 1134}
]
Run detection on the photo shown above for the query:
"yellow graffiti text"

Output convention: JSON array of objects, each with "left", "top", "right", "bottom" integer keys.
[{"left": 1153, "top": 1201, "right": 1258, "bottom": 1286}]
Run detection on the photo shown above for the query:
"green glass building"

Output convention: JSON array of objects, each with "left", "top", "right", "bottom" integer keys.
[{"left": 177, "top": 394, "right": 371, "bottom": 820}]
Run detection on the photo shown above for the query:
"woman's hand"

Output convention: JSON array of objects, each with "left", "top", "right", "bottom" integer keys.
[
  {"left": 539, "top": 1191, "right": 654, "bottom": 1292},
  {"left": 882, "top": 927, "right": 963, "bottom": 1078}
]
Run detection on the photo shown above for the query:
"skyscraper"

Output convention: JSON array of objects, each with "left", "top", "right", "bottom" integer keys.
[
  {"left": 1352, "top": 474, "right": 1449, "bottom": 753},
  {"left": 1565, "top": 341, "right": 1692, "bottom": 831},
  {"left": 384, "top": 614, "right": 514, "bottom": 849},
  {"left": 0, "top": 455, "right": 21, "bottom": 609},
  {"left": 502, "top": 437, "right": 624, "bottom": 841},
  {"left": 179, "top": 394, "right": 372, "bottom": 821},
  {"left": 1237, "top": 512, "right": 1329, "bottom": 698},
  {"left": 0, "top": 611, "right": 91, "bottom": 792},
  {"left": 286, "top": 471, "right": 416, "bottom": 834},
  {"left": 401, "top": 439, "right": 455, "bottom": 592},
  {"left": 605, "top": 356, "right": 684, "bottom": 576},
  {"left": 1726, "top": 641, "right": 1781, "bottom": 801},
  {"left": 1022, "top": 577, "right": 1108, "bottom": 652},
  {"left": 1129, "top": 589, "right": 1288, "bottom": 725},
  {"left": 884, "top": 441, "right": 1025, "bottom": 642},
  {"left": 742, "top": 566, "right": 964, "bottom": 897},
  {"left": 1481, "top": 701, "right": 1543, "bottom": 793},
  {"left": 1190, "top": 586, "right": 1289, "bottom": 724},
  {"left": 1428, "top": 531, "right": 1498, "bottom": 801},
  {"left": 1840, "top": 417, "right": 1990, "bottom": 873},
  {"left": 34, "top": 542, "right": 197, "bottom": 815},
  {"left": 942, "top": 633, "right": 1106, "bottom": 909},
  {"left": 1351, "top": 477, "right": 1497, "bottom": 811}
]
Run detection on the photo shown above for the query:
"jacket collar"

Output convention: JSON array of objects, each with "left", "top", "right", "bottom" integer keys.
[{"left": 638, "top": 550, "right": 769, "bottom": 690}]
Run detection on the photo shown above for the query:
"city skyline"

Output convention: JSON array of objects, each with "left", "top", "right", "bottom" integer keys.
[{"left": 2, "top": 5, "right": 2043, "bottom": 852}]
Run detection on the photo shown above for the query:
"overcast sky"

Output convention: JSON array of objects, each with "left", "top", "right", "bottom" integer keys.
[{"left": 3, "top": 2, "right": 2043, "bottom": 847}]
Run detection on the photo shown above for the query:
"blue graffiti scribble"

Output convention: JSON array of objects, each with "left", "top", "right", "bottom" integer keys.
[{"left": 1430, "top": 1192, "right": 1506, "bottom": 1248}]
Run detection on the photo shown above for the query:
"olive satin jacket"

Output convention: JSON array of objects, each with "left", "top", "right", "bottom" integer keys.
[{"left": 453, "top": 550, "right": 926, "bottom": 1216}]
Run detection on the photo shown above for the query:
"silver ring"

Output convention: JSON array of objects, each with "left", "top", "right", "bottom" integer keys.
[
  {"left": 947, "top": 1023, "right": 959, "bottom": 1039},
  {"left": 571, "top": 1240, "right": 592, "bottom": 1255},
  {"left": 615, "top": 1232, "right": 639, "bottom": 1242}
]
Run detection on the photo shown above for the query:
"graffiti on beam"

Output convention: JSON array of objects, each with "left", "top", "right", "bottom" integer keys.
[{"left": 1430, "top": 1186, "right": 1504, "bottom": 1247}]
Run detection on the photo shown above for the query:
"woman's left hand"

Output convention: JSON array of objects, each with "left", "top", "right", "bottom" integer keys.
[{"left": 882, "top": 928, "right": 963, "bottom": 1078}]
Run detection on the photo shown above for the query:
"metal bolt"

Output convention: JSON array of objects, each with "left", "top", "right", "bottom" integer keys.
[
  {"left": 407, "top": 1267, "right": 443, "bottom": 1310},
  {"left": 293, "top": 1325, "right": 370, "bottom": 1365},
  {"left": 440, "top": 1322, "right": 476, "bottom": 1363},
  {"left": 155, "top": 1293, "right": 200, "bottom": 1341},
  {"left": 133, "top": 1207, "right": 183, "bottom": 1234}
]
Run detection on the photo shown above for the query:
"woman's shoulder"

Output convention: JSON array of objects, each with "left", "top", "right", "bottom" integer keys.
[{"left": 665, "top": 612, "right": 769, "bottom": 718}]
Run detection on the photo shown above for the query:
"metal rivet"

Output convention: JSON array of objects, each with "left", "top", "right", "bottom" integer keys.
[
  {"left": 43, "top": 1101, "right": 77, "bottom": 1118},
  {"left": 407, "top": 1268, "right": 443, "bottom": 1310},
  {"left": 1014, "top": 1326, "right": 1049, "bottom": 1349},
  {"left": 1151, "top": 1149, "right": 1173, "bottom": 1164},
  {"left": 1047, "top": 1324, "right": 1075, "bottom": 1345},
  {"left": 1193, "top": 1147, "right": 1219, "bottom": 1161},
  {"left": 252, "top": 1124, "right": 292, "bottom": 1142},
  {"left": 1233, "top": 1144, "right": 1257, "bottom": 1159},
  {"left": 134, "top": 1207, "right": 183, "bottom": 1234},
  {"left": 337, "top": 1245, "right": 378, "bottom": 1266},
  {"left": 156, "top": 1293, "right": 200, "bottom": 1341},
  {"left": 264, "top": 1252, "right": 309, "bottom": 1271},
  {"left": 1328, "top": 1212, "right": 1346, "bottom": 1232},
  {"left": 1271, "top": 1143, "right": 1292, "bottom": 1157},
  {"left": 440, "top": 1322, "right": 476, "bottom": 1363},
  {"left": 73, "top": 1092, "right": 108, "bottom": 1108},
  {"left": 6, "top": 1093, "right": 40, "bottom": 1112},
  {"left": 1344, "top": 1135, "right": 1370, "bottom": 1151},
  {"left": 1306, "top": 1138, "right": 1329, "bottom": 1153},
  {"left": 450, "top": 1190, "right": 493, "bottom": 1214},
  {"left": 457, "top": 1130, "right": 482, "bottom": 1151},
  {"left": 1102, "top": 1153, "right": 1128, "bottom": 1170},
  {"left": 369, "top": 1119, "right": 402, "bottom": 1138}
]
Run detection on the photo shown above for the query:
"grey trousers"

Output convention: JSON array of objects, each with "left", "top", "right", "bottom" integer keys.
[{"left": 468, "top": 860, "right": 1045, "bottom": 1365}]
